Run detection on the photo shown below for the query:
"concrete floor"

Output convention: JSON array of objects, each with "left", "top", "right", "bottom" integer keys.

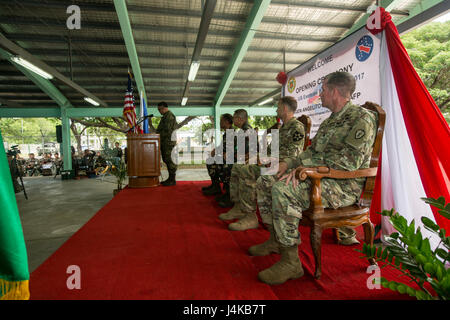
[{"left": 15, "top": 168, "right": 209, "bottom": 273}]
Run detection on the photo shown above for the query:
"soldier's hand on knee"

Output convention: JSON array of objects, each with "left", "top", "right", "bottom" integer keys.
[
  {"left": 275, "top": 161, "right": 288, "bottom": 178},
  {"left": 279, "top": 169, "right": 299, "bottom": 188}
]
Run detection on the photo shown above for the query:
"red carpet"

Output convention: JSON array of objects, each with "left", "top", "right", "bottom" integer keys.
[{"left": 30, "top": 181, "right": 412, "bottom": 300}]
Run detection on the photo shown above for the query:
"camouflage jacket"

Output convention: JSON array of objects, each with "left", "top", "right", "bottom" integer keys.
[
  {"left": 156, "top": 110, "right": 177, "bottom": 146},
  {"left": 278, "top": 117, "right": 305, "bottom": 161},
  {"left": 237, "top": 122, "right": 254, "bottom": 156},
  {"left": 284, "top": 102, "right": 377, "bottom": 199}
]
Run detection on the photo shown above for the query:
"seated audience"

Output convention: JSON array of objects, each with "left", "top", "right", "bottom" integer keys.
[{"left": 253, "top": 71, "right": 377, "bottom": 285}]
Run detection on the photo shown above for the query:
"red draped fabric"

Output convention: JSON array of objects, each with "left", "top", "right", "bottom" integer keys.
[{"left": 367, "top": 8, "right": 450, "bottom": 233}]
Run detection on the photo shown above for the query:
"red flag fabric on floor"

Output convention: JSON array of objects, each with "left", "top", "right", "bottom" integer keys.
[{"left": 30, "top": 182, "right": 411, "bottom": 300}]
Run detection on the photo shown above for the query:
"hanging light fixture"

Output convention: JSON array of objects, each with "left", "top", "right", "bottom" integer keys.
[{"left": 11, "top": 56, "right": 53, "bottom": 79}]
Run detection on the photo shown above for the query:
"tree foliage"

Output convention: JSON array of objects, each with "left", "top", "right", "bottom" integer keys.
[
  {"left": 0, "top": 118, "right": 60, "bottom": 144},
  {"left": 401, "top": 21, "right": 450, "bottom": 114}
]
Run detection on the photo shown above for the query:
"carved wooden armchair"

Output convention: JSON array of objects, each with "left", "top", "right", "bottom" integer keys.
[
  {"left": 294, "top": 102, "right": 385, "bottom": 279},
  {"left": 297, "top": 114, "right": 312, "bottom": 151}
]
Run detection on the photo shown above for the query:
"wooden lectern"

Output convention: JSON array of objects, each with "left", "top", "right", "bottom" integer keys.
[{"left": 126, "top": 133, "right": 160, "bottom": 188}]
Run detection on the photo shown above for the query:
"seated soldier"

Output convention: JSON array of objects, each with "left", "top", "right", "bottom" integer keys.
[
  {"left": 94, "top": 151, "right": 108, "bottom": 175},
  {"left": 26, "top": 153, "right": 39, "bottom": 176},
  {"left": 253, "top": 71, "right": 377, "bottom": 285},
  {"left": 82, "top": 149, "right": 96, "bottom": 173},
  {"left": 217, "top": 109, "right": 254, "bottom": 208},
  {"left": 53, "top": 152, "right": 62, "bottom": 175},
  {"left": 219, "top": 97, "right": 306, "bottom": 233},
  {"left": 202, "top": 113, "right": 234, "bottom": 197}
]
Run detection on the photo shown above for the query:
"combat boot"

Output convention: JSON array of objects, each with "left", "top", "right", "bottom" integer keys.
[
  {"left": 218, "top": 204, "right": 245, "bottom": 221},
  {"left": 258, "top": 244, "right": 304, "bottom": 285},
  {"left": 215, "top": 193, "right": 226, "bottom": 202},
  {"left": 202, "top": 182, "right": 215, "bottom": 191},
  {"left": 161, "top": 173, "right": 176, "bottom": 186},
  {"left": 218, "top": 195, "right": 233, "bottom": 207},
  {"left": 203, "top": 182, "right": 222, "bottom": 196},
  {"left": 248, "top": 225, "right": 280, "bottom": 256},
  {"left": 228, "top": 212, "right": 259, "bottom": 231}
]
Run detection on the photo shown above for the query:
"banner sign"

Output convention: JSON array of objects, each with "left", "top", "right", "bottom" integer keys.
[{"left": 284, "top": 28, "right": 382, "bottom": 138}]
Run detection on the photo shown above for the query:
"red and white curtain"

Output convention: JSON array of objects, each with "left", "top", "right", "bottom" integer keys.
[{"left": 368, "top": 8, "right": 450, "bottom": 249}]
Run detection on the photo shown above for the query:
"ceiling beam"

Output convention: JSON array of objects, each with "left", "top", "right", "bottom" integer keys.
[
  {"left": 5, "top": 33, "right": 319, "bottom": 55},
  {"left": 0, "top": 97, "right": 25, "bottom": 108},
  {"left": 0, "top": 47, "right": 73, "bottom": 109},
  {"left": 0, "top": 0, "right": 365, "bottom": 14},
  {"left": 0, "top": 33, "right": 107, "bottom": 107},
  {"left": 396, "top": 0, "right": 449, "bottom": 33},
  {"left": 182, "top": 0, "right": 217, "bottom": 103},
  {"left": 19, "top": 48, "right": 308, "bottom": 65},
  {"left": 113, "top": 0, "right": 147, "bottom": 104},
  {"left": 214, "top": 0, "right": 271, "bottom": 107},
  {"left": 248, "top": 87, "right": 281, "bottom": 107},
  {"left": 0, "top": 16, "right": 339, "bottom": 43},
  {"left": 125, "top": 5, "right": 352, "bottom": 29}
]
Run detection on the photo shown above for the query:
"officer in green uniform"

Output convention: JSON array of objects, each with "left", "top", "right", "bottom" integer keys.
[
  {"left": 220, "top": 97, "right": 305, "bottom": 233},
  {"left": 202, "top": 113, "right": 234, "bottom": 197},
  {"left": 218, "top": 109, "right": 254, "bottom": 208},
  {"left": 153, "top": 101, "right": 178, "bottom": 186},
  {"left": 253, "top": 72, "right": 377, "bottom": 285}
]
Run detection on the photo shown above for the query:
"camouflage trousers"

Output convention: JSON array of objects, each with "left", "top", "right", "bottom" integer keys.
[
  {"left": 230, "top": 164, "right": 262, "bottom": 213},
  {"left": 206, "top": 158, "right": 233, "bottom": 186},
  {"left": 161, "top": 143, "right": 177, "bottom": 175},
  {"left": 256, "top": 172, "right": 357, "bottom": 247}
]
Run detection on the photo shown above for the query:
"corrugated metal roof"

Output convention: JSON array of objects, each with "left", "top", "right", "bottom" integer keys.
[{"left": 0, "top": 0, "right": 432, "bottom": 109}]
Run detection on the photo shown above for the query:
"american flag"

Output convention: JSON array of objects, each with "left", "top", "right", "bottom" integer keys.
[{"left": 123, "top": 71, "right": 142, "bottom": 134}]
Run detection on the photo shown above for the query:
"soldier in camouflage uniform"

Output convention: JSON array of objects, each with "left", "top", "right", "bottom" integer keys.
[
  {"left": 253, "top": 72, "right": 377, "bottom": 285},
  {"left": 202, "top": 113, "right": 234, "bottom": 197},
  {"left": 153, "top": 101, "right": 178, "bottom": 186},
  {"left": 220, "top": 97, "right": 306, "bottom": 233},
  {"left": 217, "top": 109, "right": 254, "bottom": 208}
]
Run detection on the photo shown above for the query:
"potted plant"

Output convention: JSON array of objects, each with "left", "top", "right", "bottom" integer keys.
[
  {"left": 111, "top": 159, "right": 127, "bottom": 196},
  {"left": 357, "top": 196, "right": 450, "bottom": 300}
]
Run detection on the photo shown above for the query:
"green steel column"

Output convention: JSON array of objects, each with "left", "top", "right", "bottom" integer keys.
[
  {"left": 60, "top": 106, "right": 72, "bottom": 171},
  {"left": 0, "top": 47, "right": 73, "bottom": 171},
  {"left": 114, "top": 0, "right": 147, "bottom": 117}
]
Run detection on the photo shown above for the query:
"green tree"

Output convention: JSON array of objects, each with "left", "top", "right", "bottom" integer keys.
[
  {"left": 248, "top": 116, "right": 278, "bottom": 130},
  {"left": 401, "top": 21, "right": 449, "bottom": 118},
  {"left": 0, "top": 118, "right": 60, "bottom": 144}
]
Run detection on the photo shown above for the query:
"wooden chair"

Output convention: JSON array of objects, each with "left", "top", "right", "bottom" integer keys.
[
  {"left": 294, "top": 102, "right": 385, "bottom": 279},
  {"left": 297, "top": 115, "right": 311, "bottom": 151}
]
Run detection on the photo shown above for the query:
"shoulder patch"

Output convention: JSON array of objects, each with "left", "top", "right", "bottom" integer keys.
[
  {"left": 345, "top": 117, "right": 374, "bottom": 149},
  {"left": 293, "top": 130, "right": 304, "bottom": 142}
]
